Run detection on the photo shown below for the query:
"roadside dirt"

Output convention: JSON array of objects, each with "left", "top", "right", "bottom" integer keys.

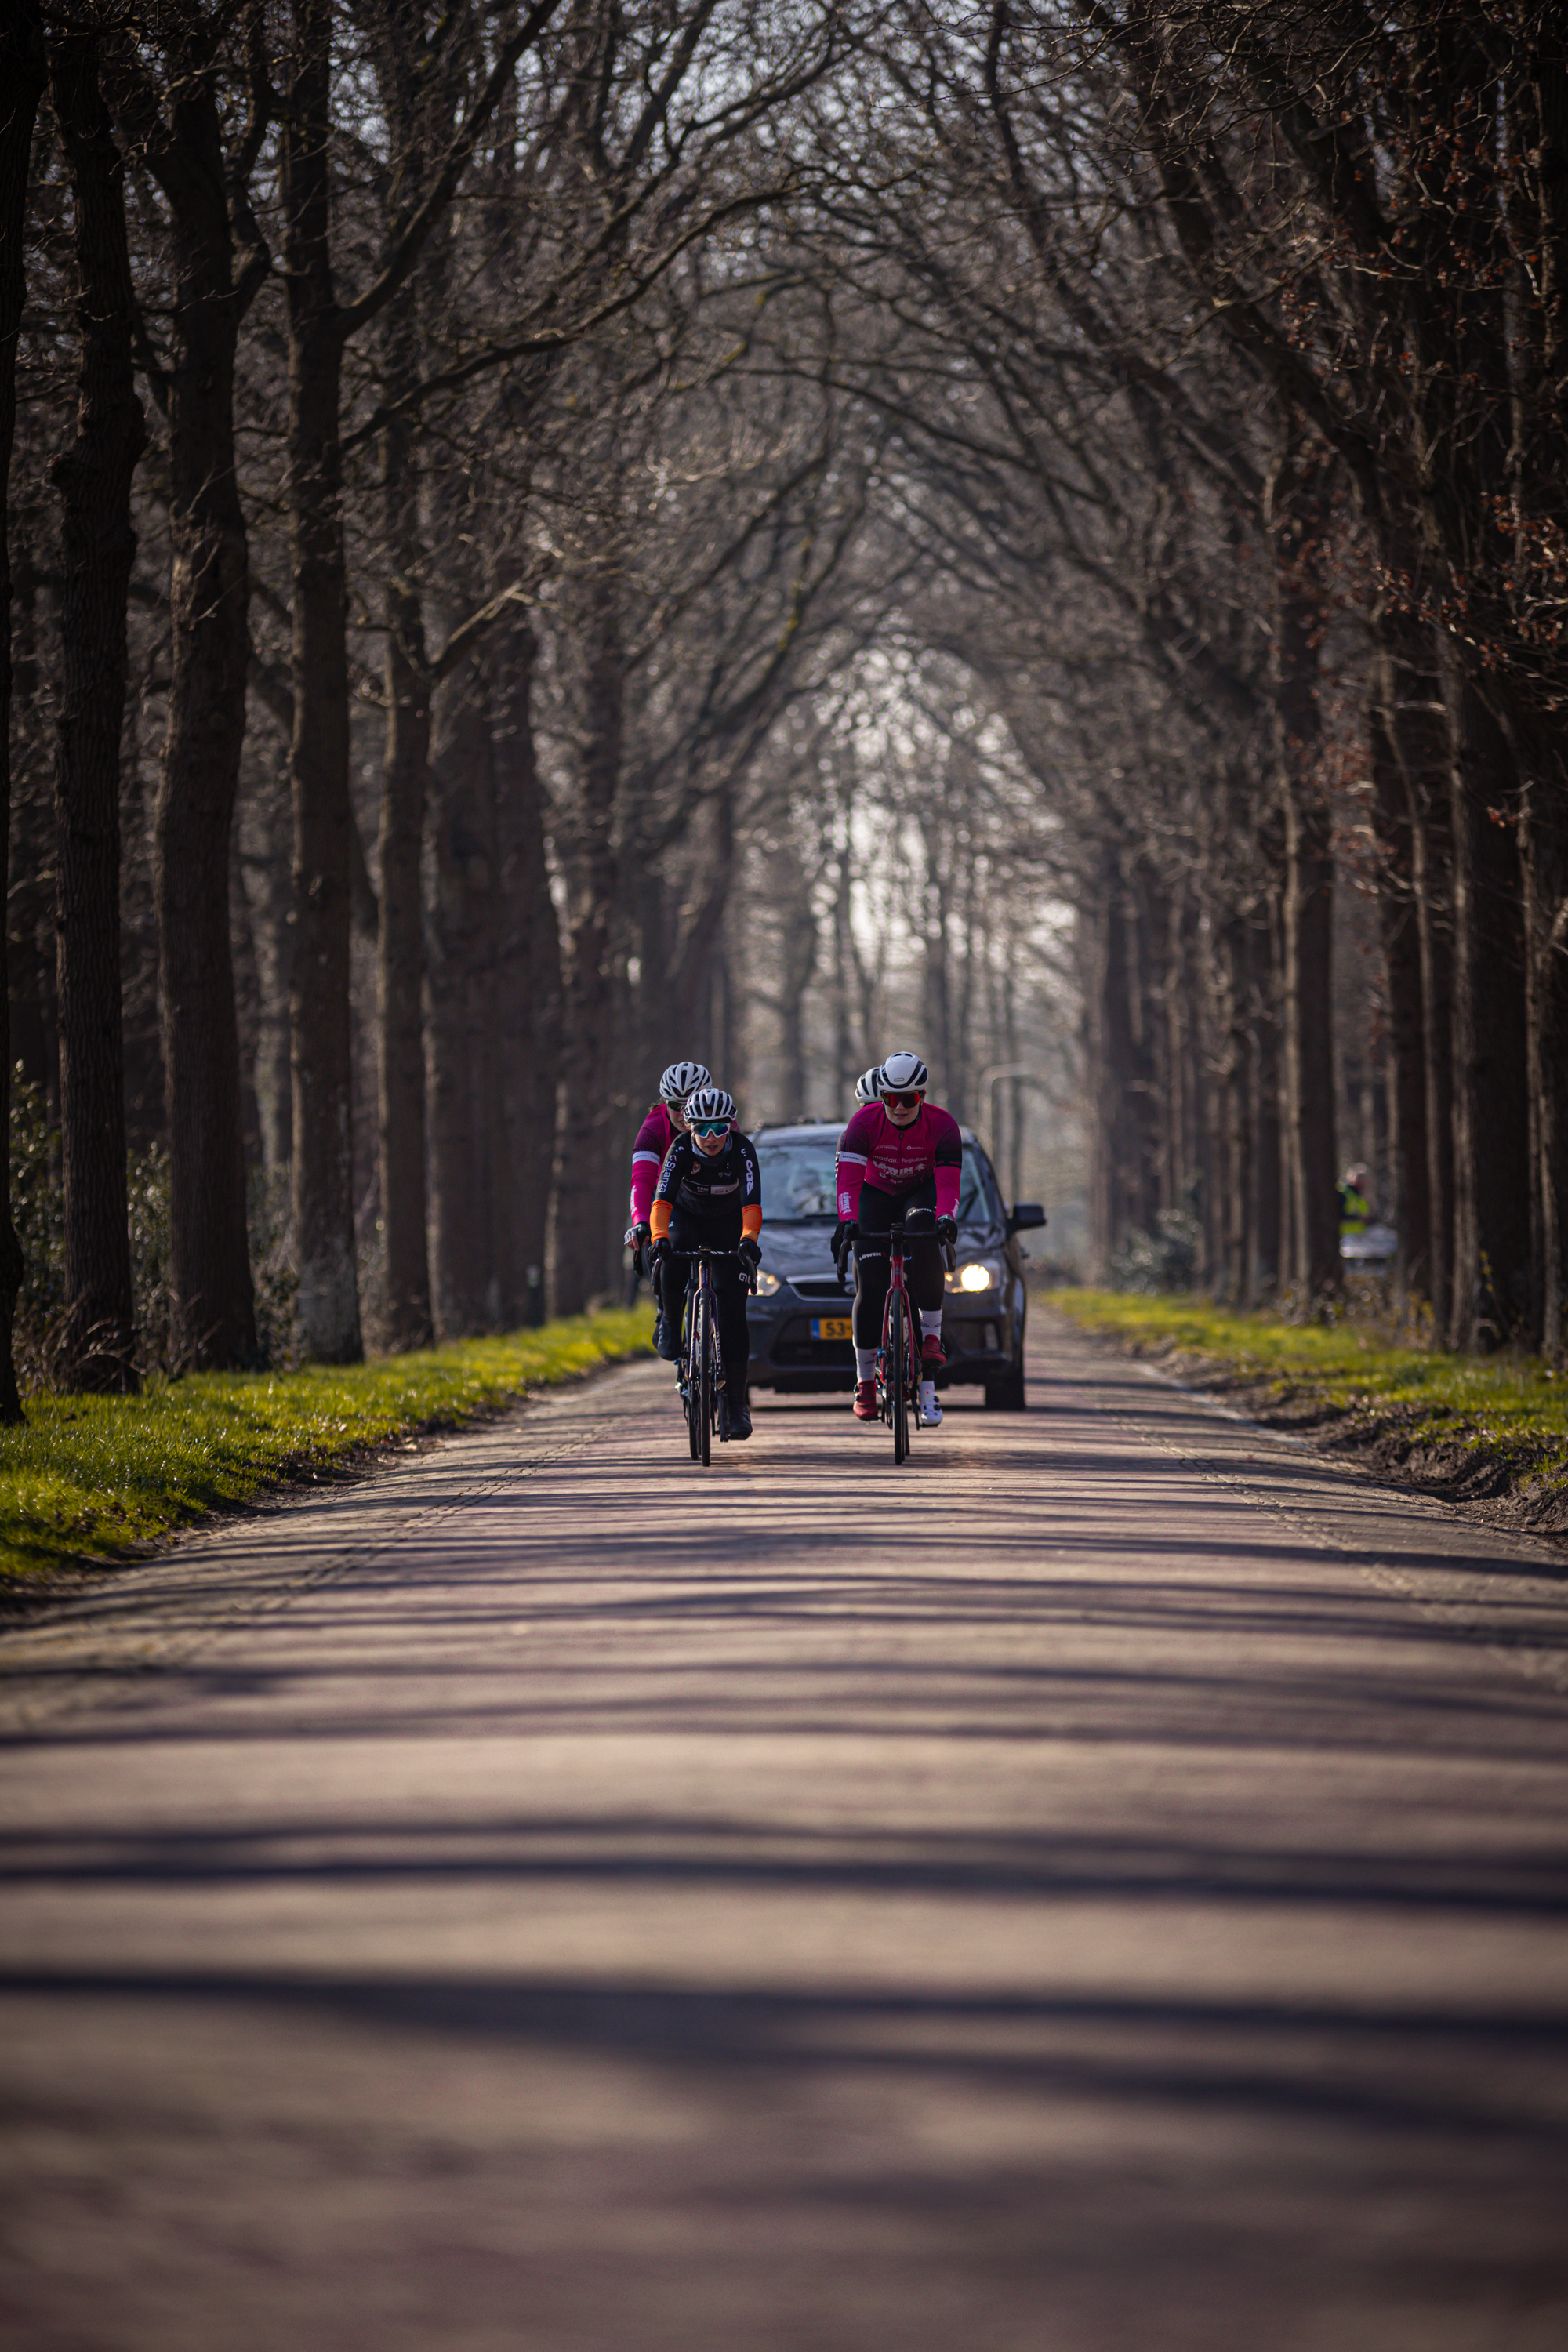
[{"left": 1080, "top": 1329, "right": 1568, "bottom": 1551}]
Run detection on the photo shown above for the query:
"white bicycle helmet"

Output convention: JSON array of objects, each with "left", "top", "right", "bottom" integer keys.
[
  {"left": 854, "top": 1066, "right": 884, "bottom": 1105},
  {"left": 684, "top": 1085, "right": 736, "bottom": 1127},
  {"left": 879, "top": 1051, "right": 928, "bottom": 1093},
  {"left": 659, "top": 1059, "right": 711, "bottom": 1105}
]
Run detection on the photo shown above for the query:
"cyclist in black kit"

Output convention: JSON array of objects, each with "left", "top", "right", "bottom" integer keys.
[{"left": 649, "top": 1086, "right": 763, "bottom": 1440}]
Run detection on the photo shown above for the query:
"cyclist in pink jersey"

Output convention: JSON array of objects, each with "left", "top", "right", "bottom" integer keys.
[
  {"left": 626, "top": 1059, "right": 710, "bottom": 1350},
  {"left": 833, "top": 1050, "right": 960, "bottom": 1424}
]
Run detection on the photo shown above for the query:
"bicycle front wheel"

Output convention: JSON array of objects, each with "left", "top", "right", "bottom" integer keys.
[
  {"left": 889, "top": 1288, "right": 911, "bottom": 1464},
  {"left": 684, "top": 1295, "right": 702, "bottom": 1460},
  {"left": 695, "top": 1290, "right": 713, "bottom": 1466}
]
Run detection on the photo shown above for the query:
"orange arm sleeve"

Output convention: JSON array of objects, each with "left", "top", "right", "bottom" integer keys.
[
  {"left": 650, "top": 1199, "right": 672, "bottom": 1240},
  {"left": 742, "top": 1205, "right": 762, "bottom": 1240}
]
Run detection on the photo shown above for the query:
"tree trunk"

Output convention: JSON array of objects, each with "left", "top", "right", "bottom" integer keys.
[
  {"left": 1367, "top": 647, "right": 1431, "bottom": 1308},
  {"left": 1143, "top": 873, "right": 1176, "bottom": 1217},
  {"left": 1250, "top": 958, "right": 1283, "bottom": 1298},
  {"left": 1517, "top": 742, "right": 1568, "bottom": 1366},
  {"left": 919, "top": 815, "right": 953, "bottom": 1094},
  {"left": 0, "top": 1, "right": 45, "bottom": 1418},
  {"left": 376, "top": 361, "right": 434, "bottom": 1350},
  {"left": 150, "top": 84, "right": 258, "bottom": 1369},
  {"left": 1280, "top": 786, "right": 1339, "bottom": 1304},
  {"left": 666, "top": 784, "right": 737, "bottom": 1055},
  {"left": 426, "top": 658, "right": 503, "bottom": 1337},
  {"left": 368, "top": 2, "right": 441, "bottom": 1353},
  {"left": 1408, "top": 747, "right": 1457, "bottom": 1338},
  {"left": 9, "top": 529, "right": 53, "bottom": 1106},
  {"left": 1247, "top": 837, "right": 1285, "bottom": 1301},
  {"left": 494, "top": 619, "right": 561, "bottom": 1323},
  {"left": 1446, "top": 673, "right": 1533, "bottom": 1349},
  {"left": 239, "top": 769, "right": 295, "bottom": 1176},
  {"left": 1269, "top": 430, "right": 1339, "bottom": 1305},
  {"left": 228, "top": 842, "right": 265, "bottom": 1168},
  {"left": 830, "top": 822, "right": 858, "bottom": 1098},
  {"left": 552, "top": 583, "right": 623, "bottom": 1316},
  {"left": 1082, "top": 891, "right": 1117, "bottom": 1279},
  {"left": 1215, "top": 912, "right": 1250, "bottom": 1302},
  {"left": 774, "top": 850, "right": 817, "bottom": 1119},
  {"left": 1083, "top": 857, "right": 1158, "bottom": 1275},
  {"left": 282, "top": 0, "right": 361, "bottom": 1360},
  {"left": 48, "top": 33, "right": 145, "bottom": 1392},
  {"left": 1123, "top": 864, "right": 1161, "bottom": 1238}
]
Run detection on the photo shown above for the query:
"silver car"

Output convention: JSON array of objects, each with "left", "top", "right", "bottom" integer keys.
[{"left": 745, "top": 1120, "right": 1045, "bottom": 1409}]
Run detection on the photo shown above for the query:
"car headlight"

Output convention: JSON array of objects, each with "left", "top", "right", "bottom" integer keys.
[
  {"left": 946, "top": 1258, "right": 1000, "bottom": 1294},
  {"left": 753, "top": 1269, "right": 781, "bottom": 1296}
]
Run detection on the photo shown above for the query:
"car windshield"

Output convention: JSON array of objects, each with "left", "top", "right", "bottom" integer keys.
[
  {"left": 757, "top": 1137, "right": 1004, "bottom": 1227},
  {"left": 757, "top": 1136, "right": 838, "bottom": 1220},
  {"left": 956, "top": 1147, "right": 1003, "bottom": 1229}
]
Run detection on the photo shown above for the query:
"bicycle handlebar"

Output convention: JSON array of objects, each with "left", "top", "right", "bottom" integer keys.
[
  {"left": 835, "top": 1221, "right": 956, "bottom": 1288},
  {"left": 679, "top": 1243, "right": 757, "bottom": 1295}
]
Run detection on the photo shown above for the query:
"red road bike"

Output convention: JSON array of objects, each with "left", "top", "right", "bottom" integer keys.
[{"left": 836, "top": 1215, "right": 955, "bottom": 1466}]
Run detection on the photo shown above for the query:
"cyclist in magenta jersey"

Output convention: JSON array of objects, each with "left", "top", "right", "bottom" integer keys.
[
  {"left": 833, "top": 1051, "right": 960, "bottom": 1425},
  {"left": 626, "top": 1060, "right": 710, "bottom": 1352}
]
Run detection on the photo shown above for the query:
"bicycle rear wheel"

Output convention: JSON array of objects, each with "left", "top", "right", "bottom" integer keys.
[
  {"left": 695, "top": 1290, "right": 713, "bottom": 1466},
  {"left": 889, "top": 1288, "right": 910, "bottom": 1464}
]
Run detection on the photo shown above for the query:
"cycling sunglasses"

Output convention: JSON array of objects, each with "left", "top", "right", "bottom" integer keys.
[
  {"left": 689, "top": 1118, "right": 731, "bottom": 1138},
  {"left": 882, "top": 1089, "right": 924, "bottom": 1110}
]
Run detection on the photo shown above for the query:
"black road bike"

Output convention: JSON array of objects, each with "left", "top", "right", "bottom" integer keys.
[{"left": 676, "top": 1246, "right": 754, "bottom": 1465}]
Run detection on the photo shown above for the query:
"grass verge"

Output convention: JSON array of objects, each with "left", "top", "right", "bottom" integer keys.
[
  {"left": 0, "top": 1308, "right": 653, "bottom": 1588},
  {"left": 1048, "top": 1290, "right": 1568, "bottom": 1536}
]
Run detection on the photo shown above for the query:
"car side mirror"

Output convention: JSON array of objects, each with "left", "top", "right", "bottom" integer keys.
[{"left": 1007, "top": 1203, "right": 1047, "bottom": 1233}]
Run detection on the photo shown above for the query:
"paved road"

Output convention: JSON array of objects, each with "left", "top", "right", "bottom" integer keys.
[{"left": 2, "top": 1315, "right": 1567, "bottom": 2351}]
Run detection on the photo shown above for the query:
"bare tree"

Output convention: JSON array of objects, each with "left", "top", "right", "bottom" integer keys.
[
  {"left": 0, "top": 0, "right": 46, "bottom": 1419},
  {"left": 48, "top": 26, "right": 147, "bottom": 1389}
]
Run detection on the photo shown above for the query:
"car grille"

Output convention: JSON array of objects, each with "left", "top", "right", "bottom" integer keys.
[{"left": 764, "top": 1312, "right": 855, "bottom": 1368}]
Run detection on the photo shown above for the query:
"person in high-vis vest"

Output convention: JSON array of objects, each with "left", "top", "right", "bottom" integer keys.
[{"left": 1338, "top": 1162, "right": 1372, "bottom": 1238}]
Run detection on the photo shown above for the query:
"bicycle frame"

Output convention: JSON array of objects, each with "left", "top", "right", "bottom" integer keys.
[
  {"left": 674, "top": 1246, "right": 753, "bottom": 1466},
  {"left": 877, "top": 1222, "right": 924, "bottom": 1464}
]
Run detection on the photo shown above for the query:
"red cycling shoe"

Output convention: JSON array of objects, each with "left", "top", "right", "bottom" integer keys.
[
  {"left": 852, "top": 1379, "right": 877, "bottom": 1421},
  {"left": 920, "top": 1334, "right": 946, "bottom": 1368}
]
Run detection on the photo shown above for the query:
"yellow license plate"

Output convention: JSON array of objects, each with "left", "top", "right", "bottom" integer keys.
[{"left": 811, "top": 1316, "right": 852, "bottom": 1341}]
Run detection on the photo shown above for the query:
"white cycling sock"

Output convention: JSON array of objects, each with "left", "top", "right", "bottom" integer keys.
[
  {"left": 855, "top": 1348, "right": 877, "bottom": 1381},
  {"left": 920, "top": 1310, "right": 943, "bottom": 1340}
]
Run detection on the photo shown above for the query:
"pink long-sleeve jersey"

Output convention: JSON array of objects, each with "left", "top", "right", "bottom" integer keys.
[
  {"left": 836, "top": 1102, "right": 963, "bottom": 1221},
  {"left": 629, "top": 1103, "right": 677, "bottom": 1222}
]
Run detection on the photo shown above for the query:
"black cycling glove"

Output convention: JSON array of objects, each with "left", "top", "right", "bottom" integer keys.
[
  {"left": 738, "top": 1236, "right": 761, "bottom": 1269},
  {"left": 832, "top": 1219, "right": 858, "bottom": 1288},
  {"left": 935, "top": 1215, "right": 958, "bottom": 1247}
]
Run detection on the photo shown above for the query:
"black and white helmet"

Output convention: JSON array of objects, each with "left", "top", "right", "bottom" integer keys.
[
  {"left": 684, "top": 1085, "right": 736, "bottom": 1127},
  {"left": 879, "top": 1051, "right": 928, "bottom": 1093},
  {"left": 659, "top": 1059, "right": 711, "bottom": 1105},
  {"left": 854, "top": 1066, "right": 885, "bottom": 1105}
]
